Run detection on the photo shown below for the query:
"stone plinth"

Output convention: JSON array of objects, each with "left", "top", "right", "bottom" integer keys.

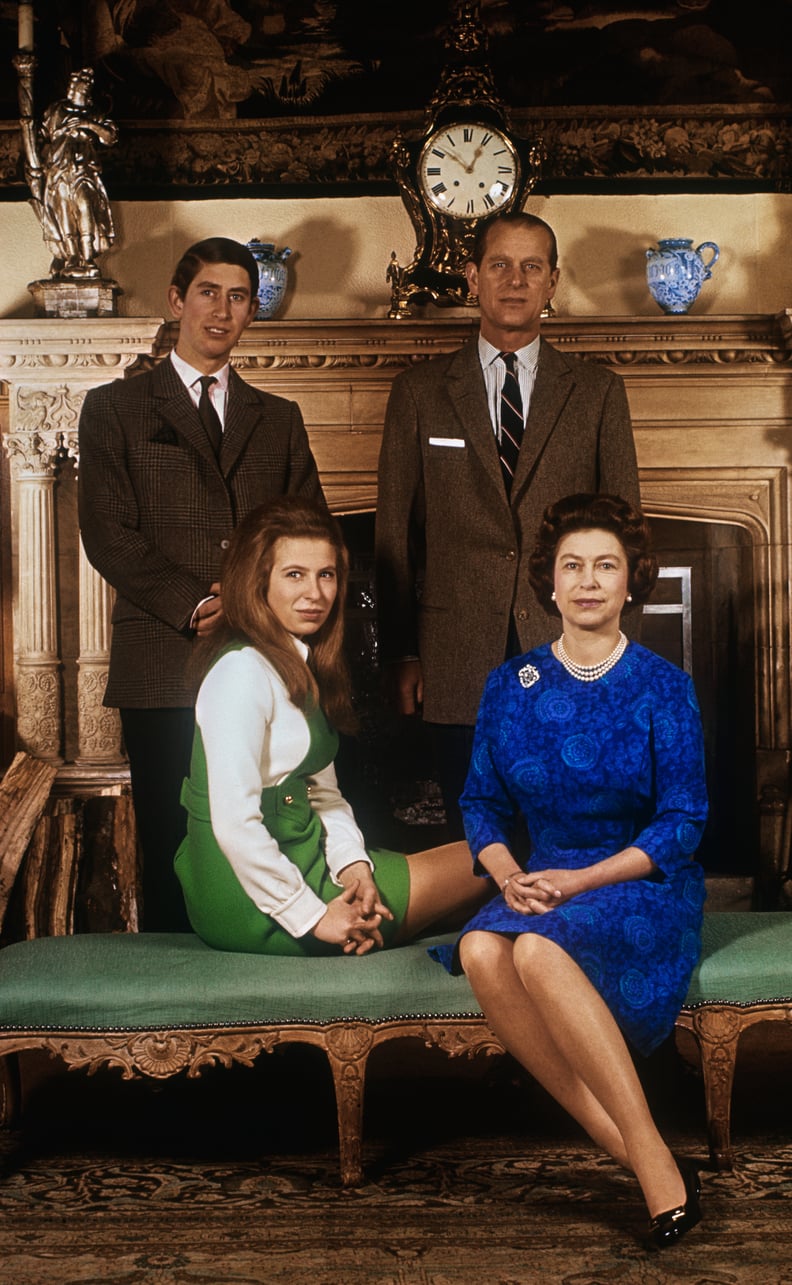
[{"left": 28, "top": 278, "right": 122, "bottom": 319}]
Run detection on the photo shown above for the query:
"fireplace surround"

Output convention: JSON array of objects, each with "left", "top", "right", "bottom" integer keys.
[{"left": 1, "top": 312, "right": 791, "bottom": 903}]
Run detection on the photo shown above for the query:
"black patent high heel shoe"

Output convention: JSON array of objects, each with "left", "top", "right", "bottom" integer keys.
[{"left": 647, "top": 1159, "right": 702, "bottom": 1248}]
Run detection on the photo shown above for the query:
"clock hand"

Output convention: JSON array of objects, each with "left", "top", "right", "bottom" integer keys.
[
  {"left": 433, "top": 148, "right": 467, "bottom": 170},
  {"left": 463, "top": 143, "right": 484, "bottom": 174}
]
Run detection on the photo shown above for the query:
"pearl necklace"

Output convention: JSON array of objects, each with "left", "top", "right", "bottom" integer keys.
[{"left": 556, "top": 631, "right": 628, "bottom": 682}]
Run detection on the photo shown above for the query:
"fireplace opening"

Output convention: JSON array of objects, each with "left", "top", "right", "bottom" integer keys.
[
  {"left": 338, "top": 512, "right": 756, "bottom": 877},
  {"left": 646, "top": 518, "right": 755, "bottom": 876}
]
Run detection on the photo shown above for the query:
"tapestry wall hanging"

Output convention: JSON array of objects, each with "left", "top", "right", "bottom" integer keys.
[{"left": 0, "top": 1, "right": 789, "bottom": 196}]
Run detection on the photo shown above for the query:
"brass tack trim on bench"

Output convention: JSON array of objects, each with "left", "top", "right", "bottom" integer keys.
[
  {"left": 0, "top": 1012, "right": 488, "bottom": 1035},
  {"left": 680, "top": 997, "right": 792, "bottom": 1009}
]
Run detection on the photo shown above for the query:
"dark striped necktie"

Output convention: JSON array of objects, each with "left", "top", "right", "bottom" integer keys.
[
  {"left": 197, "top": 374, "right": 222, "bottom": 454},
  {"left": 498, "top": 352, "right": 524, "bottom": 496}
]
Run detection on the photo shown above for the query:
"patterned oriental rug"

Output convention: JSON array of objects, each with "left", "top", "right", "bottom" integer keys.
[{"left": 0, "top": 1044, "right": 790, "bottom": 1285}]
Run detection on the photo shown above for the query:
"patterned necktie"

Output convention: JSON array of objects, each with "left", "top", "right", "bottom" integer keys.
[
  {"left": 498, "top": 352, "right": 524, "bottom": 496},
  {"left": 197, "top": 375, "right": 222, "bottom": 454}
]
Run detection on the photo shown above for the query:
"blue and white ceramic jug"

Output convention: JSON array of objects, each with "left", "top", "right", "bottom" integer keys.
[
  {"left": 646, "top": 238, "right": 719, "bottom": 314},
  {"left": 246, "top": 241, "right": 292, "bottom": 319}
]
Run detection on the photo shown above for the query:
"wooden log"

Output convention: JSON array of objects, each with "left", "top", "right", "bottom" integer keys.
[
  {"left": 78, "top": 792, "right": 139, "bottom": 932},
  {"left": 113, "top": 793, "right": 140, "bottom": 932},
  {"left": 21, "top": 813, "right": 50, "bottom": 939},
  {"left": 0, "top": 752, "right": 58, "bottom": 928},
  {"left": 47, "top": 799, "right": 80, "bottom": 938},
  {"left": 19, "top": 792, "right": 138, "bottom": 938}
]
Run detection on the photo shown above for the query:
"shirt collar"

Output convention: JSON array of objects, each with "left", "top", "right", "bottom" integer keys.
[
  {"left": 478, "top": 333, "right": 541, "bottom": 371},
  {"left": 170, "top": 349, "right": 231, "bottom": 393},
  {"left": 289, "top": 634, "right": 310, "bottom": 661}
]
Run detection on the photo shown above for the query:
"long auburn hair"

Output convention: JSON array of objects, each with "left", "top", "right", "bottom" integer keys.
[{"left": 203, "top": 497, "right": 357, "bottom": 734}]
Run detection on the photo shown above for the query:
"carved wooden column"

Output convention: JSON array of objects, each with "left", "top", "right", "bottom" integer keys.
[
  {"left": 3, "top": 421, "right": 62, "bottom": 759},
  {"left": 77, "top": 546, "right": 121, "bottom": 765},
  {"left": 0, "top": 319, "right": 164, "bottom": 771}
]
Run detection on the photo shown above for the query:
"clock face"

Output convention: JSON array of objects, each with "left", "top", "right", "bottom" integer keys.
[{"left": 418, "top": 123, "right": 519, "bottom": 221}]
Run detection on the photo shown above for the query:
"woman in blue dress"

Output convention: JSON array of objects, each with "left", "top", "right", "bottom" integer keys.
[
  {"left": 174, "top": 496, "right": 485, "bottom": 958},
  {"left": 432, "top": 493, "right": 708, "bottom": 1248}
]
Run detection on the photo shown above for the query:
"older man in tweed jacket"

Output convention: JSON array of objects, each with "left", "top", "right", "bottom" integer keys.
[
  {"left": 376, "top": 214, "right": 639, "bottom": 838},
  {"left": 79, "top": 237, "right": 323, "bottom": 929}
]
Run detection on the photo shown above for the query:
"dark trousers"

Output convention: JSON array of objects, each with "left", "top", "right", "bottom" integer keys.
[
  {"left": 428, "top": 722, "right": 477, "bottom": 842},
  {"left": 120, "top": 707, "right": 195, "bottom": 932},
  {"left": 429, "top": 619, "right": 524, "bottom": 842}
]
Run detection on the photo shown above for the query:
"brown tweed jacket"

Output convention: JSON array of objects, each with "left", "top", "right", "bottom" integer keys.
[
  {"left": 375, "top": 335, "right": 640, "bottom": 726},
  {"left": 78, "top": 356, "right": 323, "bottom": 708}
]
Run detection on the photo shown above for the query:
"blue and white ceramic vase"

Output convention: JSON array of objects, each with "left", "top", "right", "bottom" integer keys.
[
  {"left": 645, "top": 238, "right": 720, "bottom": 314},
  {"left": 246, "top": 241, "right": 292, "bottom": 319}
]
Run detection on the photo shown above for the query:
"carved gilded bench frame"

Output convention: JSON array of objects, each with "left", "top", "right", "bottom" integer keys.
[{"left": 2, "top": 993, "right": 788, "bottom": 1183}]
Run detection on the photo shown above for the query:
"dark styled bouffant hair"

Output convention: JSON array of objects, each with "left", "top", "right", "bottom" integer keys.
[
  {"left": 470, "top": 213, "right": 558, "bottom": 271},
  {"left": 528, "top": 493, "right": 658, "bottom": 616},
  {"left": 204, "top": 496, "right": 357, "bottom": 734},
  {"left": 170, "top": 237, "right": 259, "bottom": 303}
]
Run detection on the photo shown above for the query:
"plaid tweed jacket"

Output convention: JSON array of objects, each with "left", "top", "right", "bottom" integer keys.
[{"left": 78, "top": 356, "right": 323, "bottom": 708}]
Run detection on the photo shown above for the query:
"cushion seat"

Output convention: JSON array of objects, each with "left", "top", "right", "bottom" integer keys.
[{"left": 0, "top": 931, "right": 476, "bottom": 1031}]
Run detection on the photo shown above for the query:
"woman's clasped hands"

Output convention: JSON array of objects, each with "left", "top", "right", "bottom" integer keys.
[
  {"left": 502, "top": 868, "right": 582, "bottom": 915},
  {"left": 311, "top": 861, "right": 394, "bottom": 955}
]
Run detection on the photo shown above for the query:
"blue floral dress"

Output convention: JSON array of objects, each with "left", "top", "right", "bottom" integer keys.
[{"left": 430, "top": 642, "right": 708, "bottom": 1055}]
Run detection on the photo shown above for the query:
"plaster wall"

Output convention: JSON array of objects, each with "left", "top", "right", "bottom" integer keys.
[{"left": 0, "top": 191, "right": 790, "bottom": 321}]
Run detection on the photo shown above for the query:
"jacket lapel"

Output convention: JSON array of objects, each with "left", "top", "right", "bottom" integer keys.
[
  {"left": 446, "top": 339, "right": 504, "bottom": 495},
  {"left": 218, "top": 368, "right": 260, "bottom": 475},
  {"left": 511, "top": 338, "right": 575, "bottom": 501},
  {"left": 151, "top": 358, "right": 221, "bottom": 469}
]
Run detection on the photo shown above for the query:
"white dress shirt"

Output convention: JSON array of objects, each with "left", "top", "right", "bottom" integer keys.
[
  {"left": 170, "top": 349, "right": 230, "bottom": 428},
  {"left": 478, "top": 334, "right": 541, "bottom": 444}
]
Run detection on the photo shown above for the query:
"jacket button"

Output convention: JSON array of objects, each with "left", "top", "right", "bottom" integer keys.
[
  {"left": 517, "top": 609, "right": 528, "bottom": 621},
  {"left": 220, "top": 539, "right": 230, "bottom": 550},
  {"left": 283, "top": 795, "right": 294, "bottom": 804},
  {"left": 505, "top": 549, "right": 516, "bottom": 561}
]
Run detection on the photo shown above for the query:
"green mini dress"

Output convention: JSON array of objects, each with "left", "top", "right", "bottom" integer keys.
[{"left": 174, "top": 661, "right": 410, "bottom": 956}]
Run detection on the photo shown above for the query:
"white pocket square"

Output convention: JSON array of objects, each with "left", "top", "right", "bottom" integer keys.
[{"left": 429, "top": 437, "right": 465, "bottom": 448}]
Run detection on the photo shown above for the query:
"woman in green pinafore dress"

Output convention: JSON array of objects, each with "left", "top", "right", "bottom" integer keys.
[{"left": 174, "top": 497, "right": 486, "bottom": 957}]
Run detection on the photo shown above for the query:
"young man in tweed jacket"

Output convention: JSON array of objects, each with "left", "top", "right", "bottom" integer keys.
[{"left": 79, "top": 237, "right": 323, "bottom": 929}]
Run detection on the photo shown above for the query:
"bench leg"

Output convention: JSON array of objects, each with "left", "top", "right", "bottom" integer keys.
[
  {"left": 689, "top": 1007, "right": 742, "bottom": 1171},
  {"left": 0, "top": 1054, "right": 21, "bottom": 1128},
  {"left": 322, "top": 1025, "right": 375, "bottom": 1187}
]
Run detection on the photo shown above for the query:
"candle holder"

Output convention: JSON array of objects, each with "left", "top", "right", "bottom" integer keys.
[{"left": 18, "top": 2, "right": 34, "bottom": 53}]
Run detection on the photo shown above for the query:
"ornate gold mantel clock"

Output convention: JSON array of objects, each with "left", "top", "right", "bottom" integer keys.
[{"left": 387, "top": 1, "right": 543, "bottom": 318}]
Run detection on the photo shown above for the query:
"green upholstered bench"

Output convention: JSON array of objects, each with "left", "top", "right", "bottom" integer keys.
[
  {"left": 0, "top": 912, "right": 790, "bottom": 1183},
  {"left": 0, "top": 930, "right": 498, "bottom": 1185}
]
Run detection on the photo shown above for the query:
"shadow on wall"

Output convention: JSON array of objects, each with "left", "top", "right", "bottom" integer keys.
[{"left": 274, "top": 215, "right": 360, "bottom": 314}]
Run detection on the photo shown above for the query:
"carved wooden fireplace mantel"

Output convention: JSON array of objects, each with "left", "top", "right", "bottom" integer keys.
[{"left": 1, "top": 313, "right": 792, "bottom": 896}]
